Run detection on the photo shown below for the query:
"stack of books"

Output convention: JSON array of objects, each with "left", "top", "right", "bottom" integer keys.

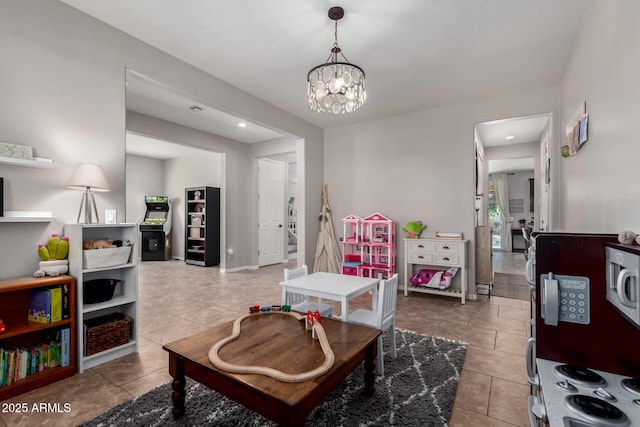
[{"left": 0, "top": 328, "right": 70, "bottom": 386}]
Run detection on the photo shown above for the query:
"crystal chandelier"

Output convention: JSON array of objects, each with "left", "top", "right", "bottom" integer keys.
[{"left": 307, "top": 6, "right": 366, "bottom": 115}]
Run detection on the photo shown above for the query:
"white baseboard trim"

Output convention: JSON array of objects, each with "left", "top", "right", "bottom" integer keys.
[{"left": 220, "top": 265, "right": 259, "bottom": 273}]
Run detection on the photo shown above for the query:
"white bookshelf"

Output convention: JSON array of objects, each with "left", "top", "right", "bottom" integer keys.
[{"left": 65, "top": 223, "right": 139, "bottom": 372}]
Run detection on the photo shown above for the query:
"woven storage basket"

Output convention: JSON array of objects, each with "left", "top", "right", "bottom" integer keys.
[{"left": 84, "top": 313, "right": 131, "bottom": 356}]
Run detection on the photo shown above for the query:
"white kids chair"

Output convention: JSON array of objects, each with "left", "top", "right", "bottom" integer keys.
[
  {"left": 283, "top": 265, "right": 334, "bottom": 318},
  {"left": 347, "top": 273, "right": 398, "bottom": 376}
]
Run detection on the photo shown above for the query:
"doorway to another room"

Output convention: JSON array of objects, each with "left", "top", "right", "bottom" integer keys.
[{"left": 474, "top": 112, "right": 552, "bottom": 301}]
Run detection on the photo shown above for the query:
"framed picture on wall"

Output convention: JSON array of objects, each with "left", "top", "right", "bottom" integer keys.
[{"left": 579, "top": 113, "right": 589, "bottom": 146}]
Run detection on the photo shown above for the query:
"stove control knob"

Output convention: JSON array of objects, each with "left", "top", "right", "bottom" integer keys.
[
  {"left": 557, "top": 380, "right": 578, "bottom": 392},
  {"left": 593, "top": 387, "right": 617, "bottom": 402}
]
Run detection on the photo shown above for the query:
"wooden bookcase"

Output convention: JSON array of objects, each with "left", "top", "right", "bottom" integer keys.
[
  {"left": 0, "top": 275, "right": 76, "bottom": 400},
  {"left": 185, "top": 186, "right": 220, "bottom": 267}
]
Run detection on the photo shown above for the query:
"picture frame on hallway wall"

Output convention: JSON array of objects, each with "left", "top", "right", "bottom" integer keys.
[
  {"left": 563, "top": 101, "right": 587, "bottom": 158},
  {"left": 578, "top": 113, "right": 589, "bottom": 146}
]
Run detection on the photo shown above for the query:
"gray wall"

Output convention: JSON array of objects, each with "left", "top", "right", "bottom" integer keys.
[
  {"left": 558, "top": 1, "right": 640, "bottom": 232},
  {"left": 0, "top": 0, "right": 323, "bottom": 278}
]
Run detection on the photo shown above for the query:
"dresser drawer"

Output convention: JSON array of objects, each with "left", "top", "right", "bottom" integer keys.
[
  {"left": 407, "top": 241, "right": 435, "bottom": 252},
  {"left": 435, "top": 242, "right": 461, "bottom": 254},
  {"left": 433, "top": 254, "right": 459, "bottom": 265},
  {"left": 408, "top": 252, "right": 434, "bottom": 264}
]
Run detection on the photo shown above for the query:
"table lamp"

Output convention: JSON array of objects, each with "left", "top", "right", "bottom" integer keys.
[{"left": 66, "top": 163, "right": 109, "bottom": 223}]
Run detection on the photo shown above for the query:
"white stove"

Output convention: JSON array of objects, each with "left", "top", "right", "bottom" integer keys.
[{"left": 533, "top": 358, "right": 640, "bottom": 427}]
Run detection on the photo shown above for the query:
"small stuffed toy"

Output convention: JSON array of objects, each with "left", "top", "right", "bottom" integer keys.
[
  {"left": 403, "top": 221, "right": 427, "bottom": 238},
  {"left": 618, "top": 231, "right": 637, "bottom": 245},
  {"left": 83, "top": 239, "right": 118, "bottom": 249}
]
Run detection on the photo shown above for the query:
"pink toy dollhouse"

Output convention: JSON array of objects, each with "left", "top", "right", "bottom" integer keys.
[
  {"left": 341, "top": 213, "right": 395, "bottom": 279},
  {"left": 341, "top": 214, "right": 363, "bottom": 276}
]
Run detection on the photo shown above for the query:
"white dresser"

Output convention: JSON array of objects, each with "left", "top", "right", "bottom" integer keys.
[{"left": 403, "top": 238, "right": 469, "bottom": 304}]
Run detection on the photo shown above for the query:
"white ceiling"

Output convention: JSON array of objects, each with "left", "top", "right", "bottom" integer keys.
[
  {"left": 60, "top": 0, "right": 590, "bottom": 136},
  {"left": 476, "top": 113, "right": 550, "bottom": 148}
]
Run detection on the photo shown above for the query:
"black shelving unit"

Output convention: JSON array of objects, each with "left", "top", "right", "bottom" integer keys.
[{"left": 185, "top": 186, "right": 220, "bottom": 266}]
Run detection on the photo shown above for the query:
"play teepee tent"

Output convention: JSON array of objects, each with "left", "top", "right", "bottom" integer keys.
[{"left": 313, "top": 184, "right": 342, "bottom": 273}]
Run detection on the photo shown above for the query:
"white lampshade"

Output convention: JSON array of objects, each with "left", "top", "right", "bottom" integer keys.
[{"left": 66, "top": 163, "right": 110, "bottom": 192}]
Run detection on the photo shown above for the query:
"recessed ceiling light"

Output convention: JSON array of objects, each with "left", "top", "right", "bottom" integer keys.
[
  {"left": 505, "top": 135, "right": 515, "bottom": 140},
  {"left": 189, "top": 105, "right": 203, "bottom": 112},
  {"left": 238, "top": 122, "right": 247, "bottom": 128}
]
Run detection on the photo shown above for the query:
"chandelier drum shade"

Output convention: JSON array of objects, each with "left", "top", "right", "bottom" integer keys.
[{"left": 307, "top": 6, "right": 366, "bottom": 115}]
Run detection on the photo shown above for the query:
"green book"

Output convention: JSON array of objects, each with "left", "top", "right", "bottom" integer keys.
[{"left": 0, "top": 348, "right": 5, "bottom": 386}]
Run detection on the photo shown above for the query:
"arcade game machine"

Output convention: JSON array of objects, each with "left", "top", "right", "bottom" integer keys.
[{"left": 139, "top": 195, "right": 172, "bottom": 261}]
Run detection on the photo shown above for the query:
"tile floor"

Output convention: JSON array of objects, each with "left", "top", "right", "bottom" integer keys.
[{"left": 0, "top": 250, "right": 530, "bottom": 427}]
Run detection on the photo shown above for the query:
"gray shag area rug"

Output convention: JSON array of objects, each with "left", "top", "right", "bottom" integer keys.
[{"left": 80, "top": 329, "right": 467, "bottom": 427}]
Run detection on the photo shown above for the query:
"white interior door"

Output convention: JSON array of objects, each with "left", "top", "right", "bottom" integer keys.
[{"left": 258, "top": 158, "right": 284, "bottom": 266}]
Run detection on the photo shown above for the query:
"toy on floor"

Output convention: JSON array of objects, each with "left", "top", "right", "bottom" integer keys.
[
  {"left": 34, "top": 233, "right": 70, "bottom": 278},
  {"left": 409, "top": 267, "right": 459, "bottom": 289},
  {"left": 249, "top": 304, "right": 287, "bottom": 314}
]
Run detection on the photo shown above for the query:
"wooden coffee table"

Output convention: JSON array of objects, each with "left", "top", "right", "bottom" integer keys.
[{"left": 163, "top": 313, "right": 380, "bottom": 427}]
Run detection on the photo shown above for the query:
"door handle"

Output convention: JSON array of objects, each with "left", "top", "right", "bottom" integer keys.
[
  {"left": 279, "top": 224, "right": 283, "bottom": 228},
  {"left": 616, "top": 268, "right": 636, "bottom": 307}
]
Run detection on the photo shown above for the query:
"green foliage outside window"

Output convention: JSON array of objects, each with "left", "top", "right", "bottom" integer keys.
[{"left": 488, "top": 204, "right": 501, "bottom": 218}]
